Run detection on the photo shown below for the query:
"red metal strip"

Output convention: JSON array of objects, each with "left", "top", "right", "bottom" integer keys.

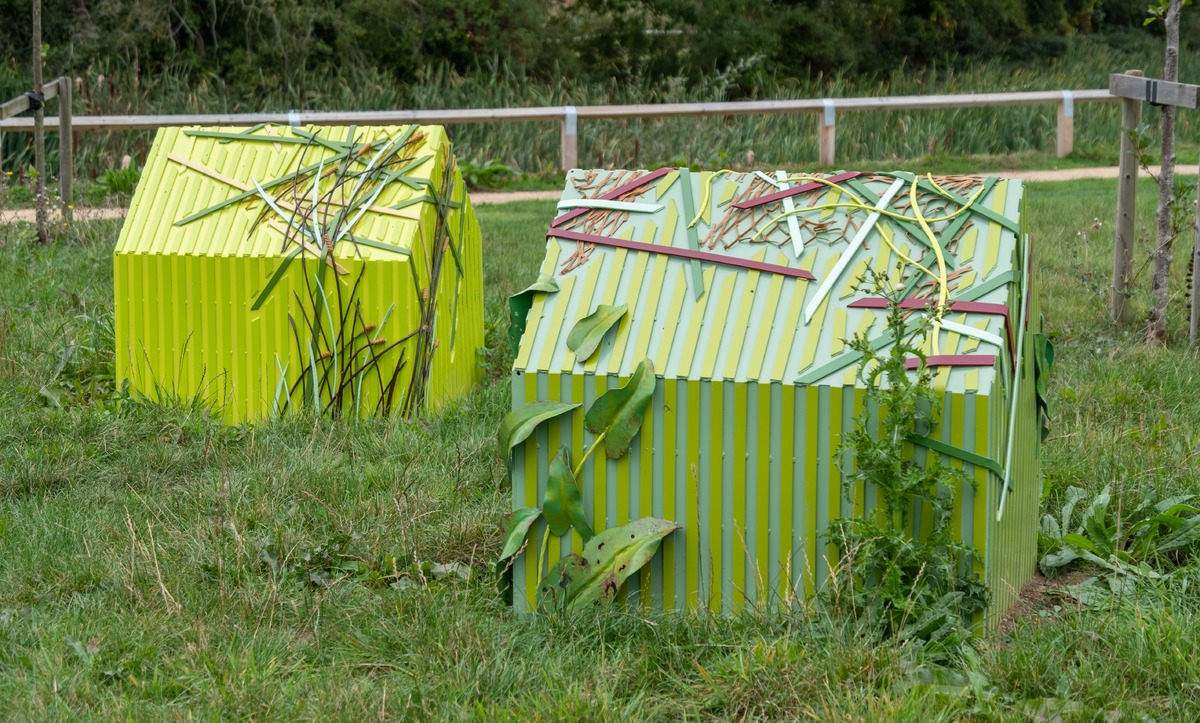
[
  {"left": 551, "top": 167, "right": 676, "bottom": 228},
  {"left": 905, "top": 355, "right": 996, "bottom": 369},
  {"left": 547, "top": 228, "right": 816, "bottom": 280},
  {"left": 848, "top": 296, "right": 1015, "bottom": 361},
  {"left": 731, "top": 171, "right": 864, "bottom": 209}
]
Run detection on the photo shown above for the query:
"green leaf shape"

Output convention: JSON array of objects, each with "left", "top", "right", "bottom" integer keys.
[
  {"left": 508, "top": 273, "right": 560, "bottom": 355},
  {"left": 497, "top": 400, "right": 580, "bottom": 461},
  {"left": 537, "top": 517, "right": 678, "bottom": 612},
  {"left": 542, "top": 447, "right": 593, "bottom": 541},
  {"left": 498, "top": 507, "right": 542, "bottom": 565},
  {"left": 566, "top": 304, "right": 628, "bottom": 362},
  {"left": 584, "top": 358, "right": 657, "bottom": 460}
]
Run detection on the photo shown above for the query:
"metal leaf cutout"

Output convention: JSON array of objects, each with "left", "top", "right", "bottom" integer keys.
[
  {"left": 508, "top": 273, "right": 560, "bottom": 355},
  {"left": 497, "top": 400, "right": 580, "bottom": 461},
  {"left": 583, "top": 357, "right": 656, "bottom": 459},
  {"left": 537, "top": 517, "right": 679, "bottom": 612},
  {"left": 566, "top": 303, "right": 628, "bottom": 362},
  {"left": 498, "top": 507, "right": 542, "bottom": 566},
  {"left": 542, "top": 447, "right": 593, "bottom": 540}
]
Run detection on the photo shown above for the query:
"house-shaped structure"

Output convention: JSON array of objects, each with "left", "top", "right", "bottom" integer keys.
[
  {"left": 114, "top": 124, "right": 483, "bottom": 423},
  {"left": 508, "top": 168, "right": 1046, "bottom": 630}
]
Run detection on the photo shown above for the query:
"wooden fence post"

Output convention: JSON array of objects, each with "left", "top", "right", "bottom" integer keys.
[
  {"left": 1191, "top": 167, "right": 1200, "bottom": 344},
  {"left": 32, "top": 0, "right": 49, "bottom": 243},
  {"left": 57, "top": 77, "right": 73, "bottom": 223},
  {"left": 1056, "top": 90, "right": 1074, "bottom": 157},
  {"left": 1112, "top": 69, "right": 1143, "bottom": 323},
  {"left": 561, "top": 106, "right": 578, "bottom": 171},
  {"left": 818, "top": 99, "right": 836, "bottom": 167}
]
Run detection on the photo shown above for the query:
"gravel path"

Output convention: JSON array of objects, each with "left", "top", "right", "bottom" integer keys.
[{"left": 3, "top": 164, "right": 1196, "bottom": 225}]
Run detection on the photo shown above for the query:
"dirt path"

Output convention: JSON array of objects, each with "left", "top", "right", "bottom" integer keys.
[{"left": 4, "top": 165, "right": 1196, "bottom": 225}]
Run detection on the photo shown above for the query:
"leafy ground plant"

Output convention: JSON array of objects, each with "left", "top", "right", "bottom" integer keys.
[
  {"left": 826, "top": 277, "right": 988, "bottom": 652},
  {"left": 1039, "top": 484, "right": 1200, "bottom": 606}
]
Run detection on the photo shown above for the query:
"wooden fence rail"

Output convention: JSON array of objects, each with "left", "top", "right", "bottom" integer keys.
[
  {"left": 0, "top": 88, "right": 1118, "bottom": 175},
  {"left": 1, "top": 76, "right": 73, "bottom": 222}
]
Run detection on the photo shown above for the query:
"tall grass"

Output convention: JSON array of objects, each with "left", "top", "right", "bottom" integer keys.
[{"left": 2, "top": 32, "right": 1198, "bottom": 183}]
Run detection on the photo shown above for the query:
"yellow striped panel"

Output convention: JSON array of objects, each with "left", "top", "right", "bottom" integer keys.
[
  {"left": 803, "top": 385, "right": 819, "bottom": 597},
  {"left": 768, "top": 279, "right": 807, "bottom": 382}
]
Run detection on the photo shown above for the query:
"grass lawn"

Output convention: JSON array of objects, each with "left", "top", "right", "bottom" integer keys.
[{"left": 1, "top": 179, "right": 1199, "bottom": 719}]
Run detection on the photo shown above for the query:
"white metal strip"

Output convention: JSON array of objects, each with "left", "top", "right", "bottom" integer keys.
[
  {"left": 803, "top": 178, "right": 905, "bottom": 323},
  {"left": 555, "top": 199, "right": 664, "bottom": 214},
  {"left": 776, "top": 170, "right": 805, "bottom": 258}
]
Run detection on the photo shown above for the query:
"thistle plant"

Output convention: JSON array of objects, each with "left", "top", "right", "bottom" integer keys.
[{"left": 827, "top": 273, "right": 988, "bottom": 649}]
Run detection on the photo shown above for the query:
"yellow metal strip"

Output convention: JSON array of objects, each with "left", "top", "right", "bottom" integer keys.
[
  {"left": 654, "top": 170, "right": 680, "bottom": 199},
  {"left": 606, "top": 251, "right": 651, "bottom": 374},
  {"left": 768, "top": 279, "right": 807, "bottom": 382},
  {"left": 631, "top": 254, "right": 669, "bottom": 363},
  {"left": 652, "top": 269, "right": 689, "bottom": 368},
  {"left": 722, "top": 263, "right": 762, "bottom": 380},
  {"left": 699, "top": 275, "right": 737, "bottom": 379},
  {"left": 748, "top": 275, "right": 784, "bottom": 381},
  {"left": 583, "top": 247, "right": 628, "bottom": 375},
  {"left": 831, "top": 307, "right": 848, "bottom": 356},
  {"left": 800, "top": 256, "right": 841, "bottom": 371},
  {"left": 563, "top": 257, "right": 606, "bottom": 372},
  {"left": 535, "top": 276, "right": 576, "bottom": 372},
  {"left": 515, "top": 243, "right": 561, "bottom": 369},
  {"left": 677, "top": 267, "right": 719, "bottom": 377}
]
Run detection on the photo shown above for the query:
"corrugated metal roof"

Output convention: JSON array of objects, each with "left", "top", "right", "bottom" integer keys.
[
  {"left": 114, "top": 124, "right": 447, "bottom": 262},
  {"left": 516, "top": 169, "right": 1024, "bottom": 394}
]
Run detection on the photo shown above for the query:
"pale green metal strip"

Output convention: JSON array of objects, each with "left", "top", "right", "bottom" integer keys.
[
  {"left": 744, "top": 385, "right": 759, "bottom": 606},
  {"left": 677, "top": 169, "right": 706, "bottom": 300},
  {"left": 674, "top": 381, "right": 688, "bottom": 610},
  {"left": 814, "top": 386, "right": 832, "bottom": 587},
  {"left": 768, "top": 383, "right": 784, "bottom": 606},
  {"left": 511, "top": 372, "right": 529, "bottom": 612},
  {"left": 650, "top": 378, "right": 667, "bottom": 606}
]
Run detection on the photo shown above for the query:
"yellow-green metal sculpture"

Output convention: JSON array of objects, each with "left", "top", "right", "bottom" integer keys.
[{"left": 114, "top": 124, "right": 484, "bottom": 423}]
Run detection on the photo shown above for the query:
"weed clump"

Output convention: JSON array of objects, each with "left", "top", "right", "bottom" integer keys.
[{"left": 826, "top": 274, "right": 988, "bottom": 653}]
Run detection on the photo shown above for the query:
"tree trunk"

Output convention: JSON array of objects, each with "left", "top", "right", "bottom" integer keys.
[
  {"left": 1147, "top": 0, "right": 1183, "bottom": 344},
  {"left": 32, "top": 0, "right": 49, "bottom": 245}
]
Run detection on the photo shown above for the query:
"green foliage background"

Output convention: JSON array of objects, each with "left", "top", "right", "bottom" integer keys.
[{"left": 1, "top": 0, "right": 1195, "bottom": 96}]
